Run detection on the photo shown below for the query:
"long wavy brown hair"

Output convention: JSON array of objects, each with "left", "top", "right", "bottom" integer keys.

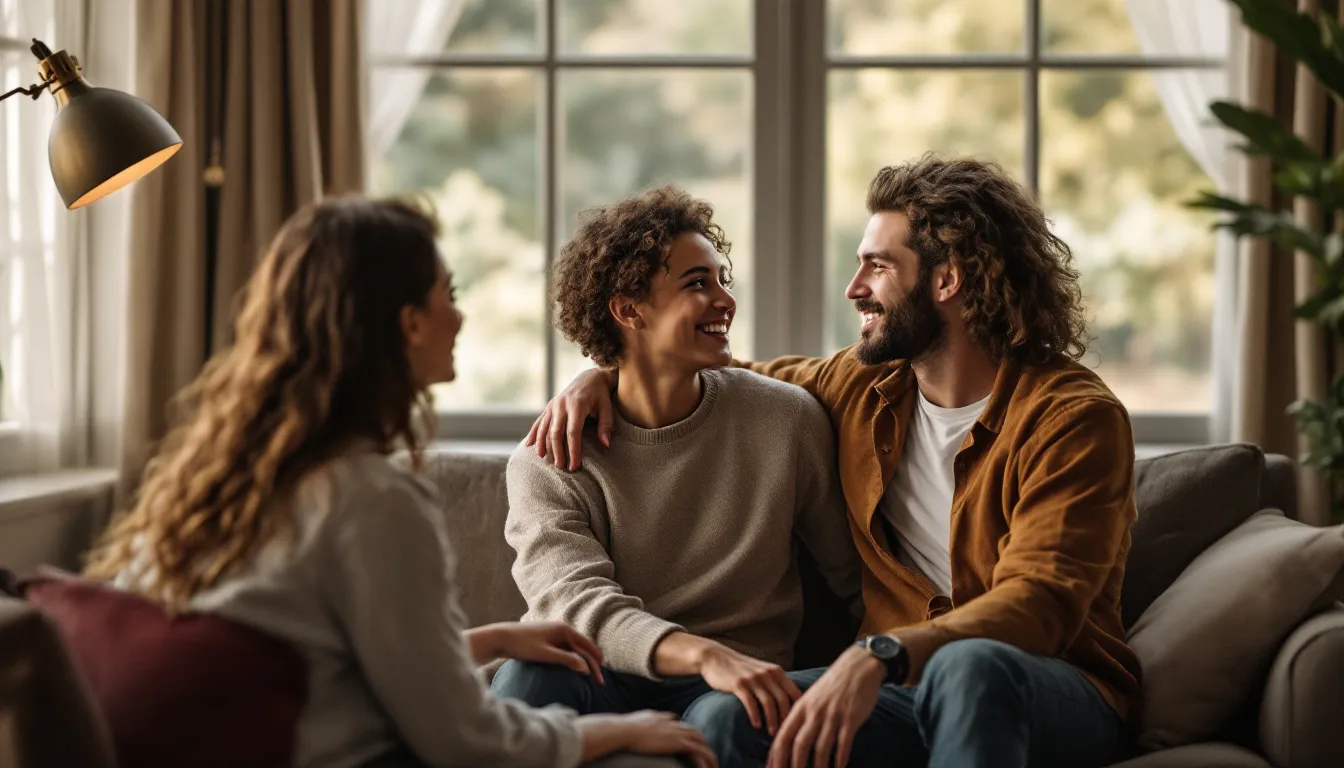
[
  {"left": 867, "top": 154, "right": 1089, "bottom": 365},
  {"left": 84, "top": 196, "right": 443, "bottom": 608}
]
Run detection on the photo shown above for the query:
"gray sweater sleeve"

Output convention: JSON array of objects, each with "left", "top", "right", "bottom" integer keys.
[
  {"left": 792, "top": 395, "right": 865, "bottom": 619},
  {"left": 321, "top": 475, "right": 582, "bottom": 768},
  {"left": 505, "top": 451, "right": 683, "bottom": 678}
]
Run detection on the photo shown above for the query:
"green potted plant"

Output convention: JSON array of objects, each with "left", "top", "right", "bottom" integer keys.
[{"left": 1190, "top": 0, "right": 1344, "bottom": 522}]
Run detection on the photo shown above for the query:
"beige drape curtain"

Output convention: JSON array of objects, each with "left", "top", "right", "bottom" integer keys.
[
  {"left": 1231, "top": 0, "right": 1339, "bottom": 526},
  {"left": 120, "top": 0, "right": 364, "bottom": 498}
]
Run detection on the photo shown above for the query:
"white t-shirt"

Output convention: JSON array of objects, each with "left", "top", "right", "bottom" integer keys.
[{"left": 878, "top": 389, "right": 989, "bottom": 596}]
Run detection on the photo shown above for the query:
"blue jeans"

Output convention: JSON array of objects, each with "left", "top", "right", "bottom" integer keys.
[
  {"left": 690, "top": 638, "right": 1133, "bottom": 768},
  {"left": 491, "top": 659, "right": 719, "bottom": 716}
]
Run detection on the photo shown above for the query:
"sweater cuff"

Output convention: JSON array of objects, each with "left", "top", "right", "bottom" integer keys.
[
  {"left": 596, "top": 610, "right": 684, "bottom": 679},
  {"left": 542, "top": 706, "right": 584, "bottom": 768}
]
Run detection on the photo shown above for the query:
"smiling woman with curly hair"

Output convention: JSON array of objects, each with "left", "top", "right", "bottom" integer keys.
[
  {"left": 494, "top": 184, "right": 862, "bottom": 745},
  {"left": 549, "top": 184, "right": 733, "bottom": 368}
]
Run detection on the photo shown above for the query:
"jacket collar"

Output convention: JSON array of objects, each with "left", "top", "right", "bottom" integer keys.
[{"left": 871, "top": 355, "right": 1023, "bottom": 435}]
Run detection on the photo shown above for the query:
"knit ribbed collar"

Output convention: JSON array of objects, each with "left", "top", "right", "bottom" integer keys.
[{"left": 611, "top": 368, "right": 722, "bottom": 445}]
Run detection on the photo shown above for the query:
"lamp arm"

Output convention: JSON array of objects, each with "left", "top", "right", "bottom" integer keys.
[
  {"left": 0, "top": 39, "right": 56, "bottom": 104},
  {"left": 0, "top": 77, "right": 51, "bottom": 103}
]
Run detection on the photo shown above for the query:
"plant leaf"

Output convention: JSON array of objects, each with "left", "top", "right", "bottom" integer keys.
[
  {"left": 1226, "top": 0, "right": 1344, "bottom": 101},
  {"left": 1212, "top": 102, "right": 1321, "bottom": 163}
]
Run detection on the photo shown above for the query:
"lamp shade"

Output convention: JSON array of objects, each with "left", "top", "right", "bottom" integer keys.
[{"left": 48, "top": 85, "right": 182, "bottom": 210}]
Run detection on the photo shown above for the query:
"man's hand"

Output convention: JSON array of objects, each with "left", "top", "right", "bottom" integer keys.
[
  {"left": 474, "top": 621, "right": 605, "bottom": 683},
  {"left": 768, "top": 645, "right": 885, "bottom": 768},
  {"left": 524, "top": 368, "right": 616, "bottom": 470}
]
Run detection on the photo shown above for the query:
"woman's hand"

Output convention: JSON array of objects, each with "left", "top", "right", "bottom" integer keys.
[
  {"left": 577, "top": 711, "right": 717, "bottom": 768},
  {"left": 524, "top": 368, "right": 616, "bottom": 470},
  {"left": 471, "top": 622, "right": 604, "bottom": 683},
  {"left": 697, "top": 643, "right": 802, "bottom": 737}
]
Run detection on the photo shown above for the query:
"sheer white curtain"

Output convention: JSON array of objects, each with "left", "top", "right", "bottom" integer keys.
[
  {"left": 1123, "top": 0, "right": 1234, "bottom": 442},
  {"left": 364, "top": 0, "right": 463, "bottom": 159},
  {"left": 0, "top": 0, "right": 90, "bottom": 474}
]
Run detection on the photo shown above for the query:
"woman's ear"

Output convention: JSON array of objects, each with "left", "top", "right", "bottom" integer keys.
[
  {"left": 401, "top": 304, "right": 424, "bottom": 347},
  {"left": 608, "top": 295, "right": 643, "bottom": 331}
]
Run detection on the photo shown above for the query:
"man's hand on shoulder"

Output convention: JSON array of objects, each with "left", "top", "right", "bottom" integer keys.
[{"left": 525, "top": 368, "right": 617, "bottom": 471}]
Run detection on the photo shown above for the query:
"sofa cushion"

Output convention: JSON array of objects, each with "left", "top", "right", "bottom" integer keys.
[
  {"left": 420, "top": 449, "right": 528, "bottom": 628},
  {"left": 19, "top": 567, "right": 307, "bottom": 768},
  {"left": 1106, "top": 742, "right": 1271, "bottom": 768},
  {"left": 0, "top": 594, "right": 116, "bottom": 768},
  {"left": 1123, "top": 443, "right": 1266, "bottom": 630},
  {"left": 1126, "top": 509, "right": 1344, "bottom": 752}
]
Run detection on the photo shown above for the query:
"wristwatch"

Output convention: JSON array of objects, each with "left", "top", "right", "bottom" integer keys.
[{"left": 855, "top": 634, "right": 908, "bottom": 684}]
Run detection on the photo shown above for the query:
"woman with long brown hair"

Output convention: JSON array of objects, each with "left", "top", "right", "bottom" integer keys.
[{"left": 83, "top": 196, "right": 715, "bottom": 768}]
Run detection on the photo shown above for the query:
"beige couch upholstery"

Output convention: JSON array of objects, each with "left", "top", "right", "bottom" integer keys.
[
  {"left": 2, "top": 444, "right": 1340, "bottom": 767},
  {"left": 421, "top": 445, "right": 1344, "bottom": 768}
]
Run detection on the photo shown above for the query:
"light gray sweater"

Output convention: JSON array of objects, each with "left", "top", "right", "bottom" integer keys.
[
  {"left": 506, "top": 367, "right": 863, "bottom": 679},
  {"left": 117, "top": 447, "right": 581, "bottom": 768}
]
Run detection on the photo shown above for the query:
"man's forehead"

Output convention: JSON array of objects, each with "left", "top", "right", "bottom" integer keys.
[{"left": 860, "top": 211, "right": 910, "bottom": 252}]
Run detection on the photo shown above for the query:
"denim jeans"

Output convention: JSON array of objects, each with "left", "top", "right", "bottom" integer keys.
[
  {"left": 689, "top": 638, "right": 1133, "bottom": 768},
  {"left": 491, "top": 658, "right": 719, "bottom": 717},
  {"left": 491, "top": 659, "right": 722, "bottom": 767}
]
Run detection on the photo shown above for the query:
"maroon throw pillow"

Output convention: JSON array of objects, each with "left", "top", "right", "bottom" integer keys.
[{"left": 19, "top": 567, "right": 307, "bottom": 768}]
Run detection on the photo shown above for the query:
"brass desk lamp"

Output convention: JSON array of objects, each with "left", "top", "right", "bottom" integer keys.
[{"left": 0, "top": 37, "right": 182, "bottom": 209}]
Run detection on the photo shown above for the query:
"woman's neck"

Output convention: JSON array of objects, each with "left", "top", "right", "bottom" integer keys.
[{"left": 614, "top": 359, "right": 704, "bottom": 430}]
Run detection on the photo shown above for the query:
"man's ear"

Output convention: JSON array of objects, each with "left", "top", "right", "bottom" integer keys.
[
  {"left": 934, "top": 260, "right": 964, "bottom": 303},
  {"left": 609, "top": 295, "right": 643, "bottom": 331}
]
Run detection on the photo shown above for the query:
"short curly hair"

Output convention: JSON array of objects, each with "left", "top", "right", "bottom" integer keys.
[
  {"left": 551, "top": 185, "right": 732, "bottom": 367},
  {"left": 866, "top": 154, "right": 1089, "bottom": 365}
]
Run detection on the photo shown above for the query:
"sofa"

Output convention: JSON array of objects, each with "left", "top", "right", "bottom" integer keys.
[
  {"left": 2, "top": 443, "right": 1342, "bottom": 768},
  {"left": 421, "top": 443, "right": 1344, "bottom": 768}
]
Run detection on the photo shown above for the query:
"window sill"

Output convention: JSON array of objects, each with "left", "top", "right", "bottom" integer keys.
[{"left": 0, "top": 467, "right": 118, "bottom": 522}]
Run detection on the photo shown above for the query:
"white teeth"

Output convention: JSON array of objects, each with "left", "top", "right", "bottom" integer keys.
[{"left": 699, "top": 323, "right": 729, "bottom": 334}]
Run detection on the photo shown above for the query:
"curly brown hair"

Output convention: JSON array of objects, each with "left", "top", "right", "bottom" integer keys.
[
  {"left": 866, "top": 154, "right": 1089, "bottom": 365},
  {"left": 83, "top": 196, "right": 441, "bottom": 608},
  {"left": 551, "top": 184, "right": 731, "bottom": 367}
]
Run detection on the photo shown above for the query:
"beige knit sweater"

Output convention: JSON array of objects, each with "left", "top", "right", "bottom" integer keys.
[{"left": 505, "top": 367, "right": 863, "bottom": 679}]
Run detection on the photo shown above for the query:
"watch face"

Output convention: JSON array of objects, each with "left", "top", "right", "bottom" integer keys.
[{"left": 867, "top": 634, "right": 900, "bottom": 660}]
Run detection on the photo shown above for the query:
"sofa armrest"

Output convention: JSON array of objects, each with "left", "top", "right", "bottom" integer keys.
[{"left": 1260, "top": 605, "right": 1344, "bottom": 768}]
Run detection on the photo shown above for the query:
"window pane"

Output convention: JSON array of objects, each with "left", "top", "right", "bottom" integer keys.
[
  {"left": 826, "top": 69, "right": 1025, "bottom": 353},
  {"left": 1042, "top": 0, "right": 1139, "bottom": 54},
  {"left": 554, "top": 69, "right": 753, "bottom": 391},
  {"left": 372, "top": 69, "right": 545, "bottom": 410},
  {"left": 559, "top": 0, "right": 751, "bottom": 55},
  {"left": 1041, "top": 71, "right": 1215, "bottom": 413},
  {"left": 828, "top": 0, "right": 1023, "bottom": 56},
  {"left": 446, "top": 0, "right": 540, "bottom": 54}
]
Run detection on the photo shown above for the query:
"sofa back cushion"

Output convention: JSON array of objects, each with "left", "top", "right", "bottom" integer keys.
[
  {"left": 1123, "top": 443, "right": 1267, "bottom": 630},
  {"left": 422, "top": 450, "right": 529, "bottom": 628},
  {"left": 19, "top": 567, "right": 307, "bottom": 768}
]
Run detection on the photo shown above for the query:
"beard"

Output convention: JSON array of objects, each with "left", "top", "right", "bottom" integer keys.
[{"left": 855, "top": 278, "right": 945, "bottom": 365}]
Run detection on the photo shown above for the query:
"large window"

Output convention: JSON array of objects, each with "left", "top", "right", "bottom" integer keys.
[{"left": 370, "top": 0, "right": 1224, "bottom": 443}]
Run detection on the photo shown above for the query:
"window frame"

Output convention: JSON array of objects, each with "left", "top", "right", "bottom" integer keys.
[{"left": 369, "top": 0, "right": 1225, "bottom": 446}]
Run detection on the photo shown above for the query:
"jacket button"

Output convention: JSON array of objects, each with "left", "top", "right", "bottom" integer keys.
[{"left": 879, "top": 444, "right": 892, "bottom": 453}]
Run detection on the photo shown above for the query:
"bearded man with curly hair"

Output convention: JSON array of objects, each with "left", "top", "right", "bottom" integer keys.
[
  {"left": 530, "top": 156, "right": 1143, "bottom": 768},
  {"left": 492, "top": 185, "right": 865, "bottom": 753}
]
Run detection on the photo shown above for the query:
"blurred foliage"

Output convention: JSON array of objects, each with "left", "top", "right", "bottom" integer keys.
[
  {"left": 375, "top": 0, "right": 1216, "bottom": 414},
  {"left": 1189, "top": 0, "right": 1344, "bottom": 521}
]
